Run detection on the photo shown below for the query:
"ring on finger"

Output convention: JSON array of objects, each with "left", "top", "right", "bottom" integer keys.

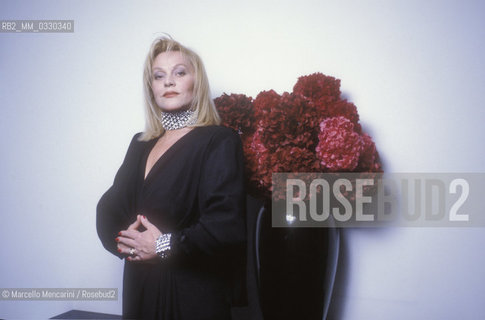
[{"left": 129, "top": 248, "right": 136, "bottom": 256}]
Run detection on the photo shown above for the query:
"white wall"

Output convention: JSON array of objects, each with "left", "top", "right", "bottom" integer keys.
[{"left": 1, "top": 0, "right": 484, "bottom": 319}]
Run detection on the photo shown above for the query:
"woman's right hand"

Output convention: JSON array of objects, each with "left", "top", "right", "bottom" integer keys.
[
  {"left": 116, "top": 216, "right": 142, "bottom": 257},
  {"left": 116, "top": 215, "right": 162, "bottom": 262}
]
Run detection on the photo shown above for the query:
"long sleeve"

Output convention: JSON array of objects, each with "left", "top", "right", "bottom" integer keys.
[
  {"left": 96, "top": 133, "right": 142, "bottom": 259},
  {"left": 171, "top": 129, "right": 247, "bottom": 258}
]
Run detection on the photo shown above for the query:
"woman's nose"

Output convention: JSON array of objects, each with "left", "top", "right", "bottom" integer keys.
[{"left": 164, "top": 75, "right": 175, "bottom": 87}]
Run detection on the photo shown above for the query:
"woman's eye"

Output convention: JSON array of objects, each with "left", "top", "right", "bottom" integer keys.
[
  {"left": 175, "top": 70, "right": 186, "bottom": 77},
  {"left": 153, "top": 73, "right": 165, "bottom": 80}
]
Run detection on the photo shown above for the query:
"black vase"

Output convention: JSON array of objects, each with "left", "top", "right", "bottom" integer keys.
[{"left": 257, "top": 204, "right": 337, "bottom": 320}]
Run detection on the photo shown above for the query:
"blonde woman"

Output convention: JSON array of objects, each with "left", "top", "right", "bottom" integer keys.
[{"left": 97, "top": 36, "right": 247, "bottom": 319}]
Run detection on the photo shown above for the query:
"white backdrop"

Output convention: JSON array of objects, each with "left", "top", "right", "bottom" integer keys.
[{"left": 1, "top": 0, "right": 484, "bottom": 319}]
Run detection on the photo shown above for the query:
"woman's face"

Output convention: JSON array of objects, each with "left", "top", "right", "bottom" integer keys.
[{"left": 151, "top": 51, "right": 195, "bottom": 112}]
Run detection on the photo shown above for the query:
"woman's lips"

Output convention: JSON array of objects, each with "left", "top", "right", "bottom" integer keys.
[{"left": 163, "top": 92, "right": 179, "bottom": 98}]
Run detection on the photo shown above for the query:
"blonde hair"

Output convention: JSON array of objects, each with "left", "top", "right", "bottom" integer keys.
[{"left": 139, "top": 36, "right": 220, "bottom": 141}]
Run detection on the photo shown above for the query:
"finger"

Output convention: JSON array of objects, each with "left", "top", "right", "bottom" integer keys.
[
  {"left": 115, "top": 236, "right": 137, "bottom": 249},
  {"left": 127, "top": 255, "right": 142, "bottom": 262},
  {"left": 140, "top": 218, "right": 162, "bottom": 240},
  {"left": 127, "top": 215, "right": 142, "bottom": 230},
  {"left": 117, "top": 243, "right": 130, "bottom": 250},
  {"left": 119, "top": 244, "right": 139, "bottom": 258},
  {"left": 119, "top": 229, "right": 141, "bottom": 240},
  {"left": 117, "top": 243, "right": 131, "bottom": 255},
  {"left": 140, "top": 215, "right": 159, "bottom": 233}
]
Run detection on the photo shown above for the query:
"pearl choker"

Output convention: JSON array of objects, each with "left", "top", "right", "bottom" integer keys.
[{"left": 160, "top": 109, "right": 197, "bottom": 130}]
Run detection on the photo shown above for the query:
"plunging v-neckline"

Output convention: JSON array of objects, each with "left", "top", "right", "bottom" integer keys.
[{"left": 142, "top": 128, "right": 198, "bottom": 183}]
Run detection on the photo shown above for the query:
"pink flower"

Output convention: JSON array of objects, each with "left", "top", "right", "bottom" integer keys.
[
  {"left": 319, "top": 100, "right": 362, "bottom": 133},
  {"left": 315, "top": 116, "right": 364, "bottom": 171}
]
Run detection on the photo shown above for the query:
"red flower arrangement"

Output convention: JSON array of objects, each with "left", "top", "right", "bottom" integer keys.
[{"left": 214, "top": 72, "right": 382, "bottom": 200}]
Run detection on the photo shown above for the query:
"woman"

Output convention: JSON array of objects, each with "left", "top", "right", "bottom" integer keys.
[{"left": 96, "top": 36, "right": 247, "bottom": 319}]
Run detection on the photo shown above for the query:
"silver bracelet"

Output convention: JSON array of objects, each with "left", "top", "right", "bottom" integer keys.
[{"left": 155, "top": 233, "right": 172, "bottom": 259}]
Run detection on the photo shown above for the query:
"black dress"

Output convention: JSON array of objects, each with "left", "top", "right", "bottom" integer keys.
[{"left": 96, "top": 126, "right": 247, "bottom": 320}]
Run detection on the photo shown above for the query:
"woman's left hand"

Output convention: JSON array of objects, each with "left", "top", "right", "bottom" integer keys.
[{"left": 116, "top": 215, "right": 162, "bottom": 262}]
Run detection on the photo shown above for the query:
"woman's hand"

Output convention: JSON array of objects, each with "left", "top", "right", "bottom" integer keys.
[{"left": 116, "top": 215, "right": 162, "bottom": 262}]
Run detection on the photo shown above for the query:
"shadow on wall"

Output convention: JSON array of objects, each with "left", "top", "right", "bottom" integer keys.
[
  {"left": 327, "top": 150, "right": 390, "bottom": 320},
  {"left": 327, "top": 230, "right": 350, "bottom": 320}
]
